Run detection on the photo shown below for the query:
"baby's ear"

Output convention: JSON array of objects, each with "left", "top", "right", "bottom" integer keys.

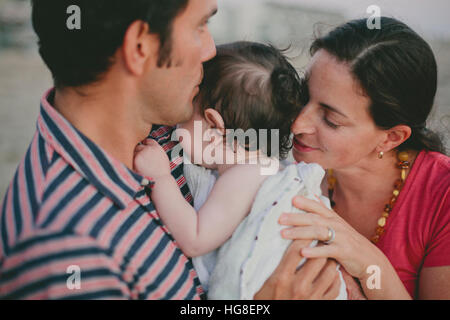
[{"left": 204, "top": 108, "right": 225, "bottom": 136}]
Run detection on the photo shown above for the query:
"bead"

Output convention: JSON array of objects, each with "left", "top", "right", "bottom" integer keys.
[
  {"left": 401, "top": 164, "right": 410, "bottom": 170},
  {"left": 378, "top": 217, "right": 386, "bottom": 227},
  {"left": 371, "top": 235, "right": 380, "bottom": 243},
  {"left": 328, "top": 160, "right": 404, "bottom": 243},
  {"left": 328, "top": 176, "right": 337, "bottom": 188},
  {"left": 376, "top": 227, "right": 385, "bottom": 235},
  {"left": 398, "top": 151, "right": 409, "bottom": 162},
  {"left": 401, "top": 169, "right": 406, "bottom": 181},
  {"left": 394, "top": 179, "right": 403, "bottom": 189}
]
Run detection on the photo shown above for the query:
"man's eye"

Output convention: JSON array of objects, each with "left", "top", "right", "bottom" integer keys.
[{"left": 200, "top": 19, "right": 210, "bottom": 29}]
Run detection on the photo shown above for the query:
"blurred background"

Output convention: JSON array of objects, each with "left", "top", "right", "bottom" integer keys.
[{"left": 0, "top": 0, "right": 449, "bottom": 195}]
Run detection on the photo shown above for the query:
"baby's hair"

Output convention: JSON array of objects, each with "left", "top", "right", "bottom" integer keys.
[{"left": 195, "top": 41, "right": 303, "bottom": 159}]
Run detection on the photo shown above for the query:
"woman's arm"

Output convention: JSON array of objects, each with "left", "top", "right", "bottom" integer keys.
[
  {"left": 419, "top": 266, "right": 450, "bottom": 299},
  {"left": 278, "top": 195, "right": 412, "bottom": 299}
]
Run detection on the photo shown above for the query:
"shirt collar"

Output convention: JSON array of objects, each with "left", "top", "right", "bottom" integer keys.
[{"left": 37, "top": 88, "right": 147, "bottom": 209}]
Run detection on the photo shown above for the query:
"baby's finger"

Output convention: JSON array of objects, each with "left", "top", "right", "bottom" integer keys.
[{"left": 134, "top": 144, "right": 146, "bottom": 153}]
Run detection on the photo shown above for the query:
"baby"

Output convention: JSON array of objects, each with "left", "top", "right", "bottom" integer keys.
[{"left": 134, "top": 41, "right": 347, "bottom": 300}]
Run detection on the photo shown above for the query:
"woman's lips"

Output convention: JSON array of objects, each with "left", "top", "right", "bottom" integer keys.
[{"left": 293, "top": 138, "right": 319, "bottom": 152}]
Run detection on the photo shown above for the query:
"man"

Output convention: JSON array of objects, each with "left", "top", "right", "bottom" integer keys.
[{"left": 0, "top": 0, "right": 341, "bottom": 299}]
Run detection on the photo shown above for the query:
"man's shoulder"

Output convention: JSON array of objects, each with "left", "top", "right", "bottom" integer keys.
[{"left": 1, "top": 140, "right": 117, "bottom": 250}]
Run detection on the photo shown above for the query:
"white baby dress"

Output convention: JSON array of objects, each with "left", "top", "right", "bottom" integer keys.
[{"left": 183, "top": 156, "right": 347, "bottom": 300}]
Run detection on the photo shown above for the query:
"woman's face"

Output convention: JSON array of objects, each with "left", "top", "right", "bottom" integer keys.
[{"left": 291, "top": 49, "right": 385, "bottom": 169}]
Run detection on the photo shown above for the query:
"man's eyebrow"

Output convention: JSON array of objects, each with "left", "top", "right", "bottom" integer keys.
[
  {"left": 319, "top": 103, "right": 349, "bottom": 119},
  {"left": 202, "top": 7, "right": 218, "bottom": 21}
]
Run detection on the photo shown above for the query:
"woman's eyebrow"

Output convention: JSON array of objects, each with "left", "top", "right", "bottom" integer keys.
[{"left": 319, "top": 103, "right": 349, "bottom": 119}]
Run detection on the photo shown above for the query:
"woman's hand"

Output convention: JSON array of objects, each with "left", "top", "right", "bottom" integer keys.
[
  {"left": 254, "top": 239, "right": 342, "bottom": 300},
  {"left": 134, "top": 139, "right": 171, "bottom": 179},
  {"left": 279, "top": 195, "right": 384, "bottom": 280},
  {"left": 278, "top": 196, "right": 412, "bottom": 299}
]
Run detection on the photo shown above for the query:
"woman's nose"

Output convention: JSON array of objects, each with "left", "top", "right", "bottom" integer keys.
[{"left": 291, "top": 104, "right": 316, "bottom": 135}]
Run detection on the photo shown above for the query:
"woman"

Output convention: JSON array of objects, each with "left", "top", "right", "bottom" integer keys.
[{"left": 278, "top": 17, "right": 450, "bottom": 299}]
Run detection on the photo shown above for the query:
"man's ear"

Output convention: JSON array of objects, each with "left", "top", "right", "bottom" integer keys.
[
  {"left": 377, "top": 124, "right": 412, "bottom": 153},
  {"left": 121, "top": 20, "right": 159, "bottom": 76},
  {"left": 204, "top": 108, "right": 225, "bottom": 136}
]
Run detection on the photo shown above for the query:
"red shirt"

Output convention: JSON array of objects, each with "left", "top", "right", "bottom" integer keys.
[{"left": 377, "top": 150, "right": 450, "bottom": 298}]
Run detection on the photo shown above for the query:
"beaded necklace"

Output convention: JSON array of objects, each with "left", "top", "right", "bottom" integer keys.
[{"left": 327, "top": 151, "right": 410, "bottom": 244}]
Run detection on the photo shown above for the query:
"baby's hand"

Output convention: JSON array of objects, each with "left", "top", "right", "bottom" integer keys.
[{"left": 134, "top": 139, "right": 171, "bottom": 179}]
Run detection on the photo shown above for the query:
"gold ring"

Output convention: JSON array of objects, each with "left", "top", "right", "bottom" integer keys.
[{"left": 324, "top": 227, "right": 335, "bottom": 245}]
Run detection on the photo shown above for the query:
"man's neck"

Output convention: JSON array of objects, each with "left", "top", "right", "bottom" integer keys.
[{"left": 53, "top": 83, "right": 151, "bottom": 170}]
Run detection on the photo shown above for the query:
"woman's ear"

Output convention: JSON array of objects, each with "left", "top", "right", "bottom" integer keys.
[
  {"left": 204, "top": 108, "right": 225, "bottom": 136},
  {"left": 378, "top": 124, "right": 412, "bottom": 152}
]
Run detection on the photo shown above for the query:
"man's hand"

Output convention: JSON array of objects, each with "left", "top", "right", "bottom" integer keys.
[
  {"left": 134, "top": 139, "right": 171, "bottom": 179},
  {"left": 340, "top": 268, "right": 367, "bottom": 300},
  {"left": 254, "top": 240, "right": 342, "bottom": 300}
]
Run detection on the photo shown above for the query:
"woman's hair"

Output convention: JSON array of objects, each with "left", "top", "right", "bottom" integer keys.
[
  {"left": 310, "top": 17, "right": 445, "bottom": 154},
  {"left": 195, "top": 41, "right": 303, "bottom": 159}
]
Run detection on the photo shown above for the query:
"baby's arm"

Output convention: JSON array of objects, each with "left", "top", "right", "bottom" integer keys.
[{"left": 134, "top": 141, "right": 267, "bottom": 257}]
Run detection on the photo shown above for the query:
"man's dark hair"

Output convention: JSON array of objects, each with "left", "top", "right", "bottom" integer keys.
[{"left": 31, "top": 0, "right": 188, "bottom": 88}]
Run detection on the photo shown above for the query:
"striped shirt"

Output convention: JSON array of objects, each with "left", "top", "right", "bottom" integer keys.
[{"left": 0, "top": 88, "right": 203, "bottom": 299}]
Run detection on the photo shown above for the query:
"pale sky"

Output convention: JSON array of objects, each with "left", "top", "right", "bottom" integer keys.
[{"left": 220, "top": 0, "right": 450, "bottom": 39}]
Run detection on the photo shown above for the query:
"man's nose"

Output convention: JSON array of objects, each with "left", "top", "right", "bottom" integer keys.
[
  {"left": 291, "top": 104, "right": 316, "bottom": 135},
  {"left": 201, "top": 30, "right": 216, "bottom": 63}
]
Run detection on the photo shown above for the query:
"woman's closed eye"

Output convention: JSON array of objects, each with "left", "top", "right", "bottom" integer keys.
[
  {"left": 321, "top": 109, "right": 341, "bottom": 129},
  {"left": 323, "top": 115, "right": 340, "bottom": 129}
]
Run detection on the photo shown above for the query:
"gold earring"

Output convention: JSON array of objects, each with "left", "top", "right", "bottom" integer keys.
[{"left": 378, "top": 151, "right": 384, "bottom": 159}]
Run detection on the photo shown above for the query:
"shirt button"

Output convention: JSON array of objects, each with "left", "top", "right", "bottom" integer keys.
[{"left": 141, "top": 178, "right": 150, "bottom": 187}]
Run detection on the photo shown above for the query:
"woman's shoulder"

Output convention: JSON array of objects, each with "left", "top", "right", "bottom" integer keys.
[
  {"left": 421, "top": 150, "right": 450, "bottom": 167},
  {"left": 416, "top": 150, "right": 450, "bottom": 186},
  {"left": 399, "top": 151, "right": 450, "bottom": 217}
]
